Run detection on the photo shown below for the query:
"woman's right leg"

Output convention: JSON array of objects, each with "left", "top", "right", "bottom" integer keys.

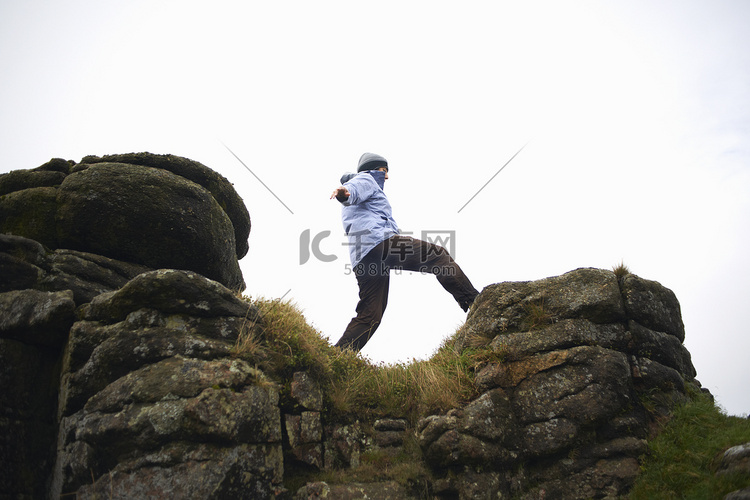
[{"left": 335, "top": 263, "right": 390, "bottom": 351}]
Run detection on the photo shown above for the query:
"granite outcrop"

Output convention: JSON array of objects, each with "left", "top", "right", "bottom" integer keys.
[{"left": 1, "top": 154, "right": 743, "bottom": 499}]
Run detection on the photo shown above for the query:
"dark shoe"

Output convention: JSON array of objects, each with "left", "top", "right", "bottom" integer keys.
[{"left": 460, "top": 294, "right": 477, "bottom": 312}]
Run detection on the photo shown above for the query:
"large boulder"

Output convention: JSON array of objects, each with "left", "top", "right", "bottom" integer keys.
[
  {"left": 51, "top": 269, "right": 278, "bottom": 499},
  {"left": 77, "top": 153, "right": 251, "bottom": 260},
  {"left": 55, "top": 161, "right": 243, "bottom": 290},
  {"left": 417, "top": 268, "right": 699, "bottom": 499},
  {"left": 0, "top": 153, "right": 249, "bottom": 290}
]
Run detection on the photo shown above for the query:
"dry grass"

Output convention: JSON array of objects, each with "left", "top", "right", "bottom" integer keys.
[
  {"left": 522, "top": 296, "right": 554, "bottom": 330},
  {"left": 612, "top": 260, "right": 631, "bottom": 280},
  {"left": 231, "top": 315, "right": 265, "bottom": 359},
  {"left": 327, "top": 342, "right": 477, "bottom": 425},
  {"left": 232, "top": 296, "right": 483, "bottom": 424}
]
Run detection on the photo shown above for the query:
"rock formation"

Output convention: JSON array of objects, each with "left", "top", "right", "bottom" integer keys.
[
  {"left": 0, "top": 153, "right": 743, "bottom": 499},
  {"left": 0, "top": 153, "right": 249, "bottom": 291},
  {"left": 417, "top": 268, "right": 697, "bottom": 498}
]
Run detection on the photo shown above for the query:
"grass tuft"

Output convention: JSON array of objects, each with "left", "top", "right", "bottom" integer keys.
[
  {"left": 522, "top": 297, "right": 554, "bottom": 330},
  {"left": 612, "top": 260, "right": 631, "bottom": 280}
]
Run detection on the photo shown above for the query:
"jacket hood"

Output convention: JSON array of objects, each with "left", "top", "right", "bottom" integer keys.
[{"left": 340, "top": 172, "right": 357, "bottom": 184}]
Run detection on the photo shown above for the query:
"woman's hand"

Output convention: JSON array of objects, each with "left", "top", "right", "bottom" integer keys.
[{"left": 330, "top": 186, "right": 350, "bottom": 202}]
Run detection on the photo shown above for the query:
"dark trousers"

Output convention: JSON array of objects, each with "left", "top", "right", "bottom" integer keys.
[{"left": 335, "top": 235, "right": 479, "bottom": 351}]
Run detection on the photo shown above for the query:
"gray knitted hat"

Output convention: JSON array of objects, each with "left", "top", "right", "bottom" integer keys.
[{"left": 357, "top": 152, "right": 388, "bottom": 172}]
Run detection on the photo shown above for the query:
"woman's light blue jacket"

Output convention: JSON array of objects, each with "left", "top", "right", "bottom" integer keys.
[{"left": 339, "top": 170, "right": 400, "bottom": 266}]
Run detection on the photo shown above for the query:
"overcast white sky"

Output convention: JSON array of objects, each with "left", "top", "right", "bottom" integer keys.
[{"left": 1, "top": 1, "right": 748, "bottom": 416}]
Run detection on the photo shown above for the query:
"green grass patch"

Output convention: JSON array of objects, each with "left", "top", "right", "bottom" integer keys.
[{"left": 629, "top": 391, "right": 750, "bottom": 499}]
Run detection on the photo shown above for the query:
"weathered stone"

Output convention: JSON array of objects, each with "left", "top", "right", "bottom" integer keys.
[
  {"left": 461, "top": 268, "right": 626, "bottom": 347},
  {"left": 374, "top": 430, "right": 404, "bottom": 448},
  {"left": 83, "top": 356, "right": 267, "bottom": 413},
  {"left": 374, "top": 418, "right": 408, "bottom": 432},
  {"left": 291, "top": 443, "right": 324, "bottom": 469},
  {"left": 323, "top": 423, "right": 366, "bottom": 470},
  {"left": 300, "top": 411, "right": 322, "bottom": 443},
  {"left": 56, "top": 162, "right": 244, "bottom": 290},
  {"left": 522, "top": 418, "right": 580, "bottom": 457},
  {"left": 54, "top": 356, "right": 281, "bottom": 495},
  {"left": 72, "top": 382, "right": 279, "bottom": 452},
  {"left": 0, "top": 232, "right": 47, "bottom": 266},
  {"left": 78, "top": 152, "right": 251, "bottom": 259},
  {"left": 59, "top": 321, "right": 243, "bottom": 416},
  {"left": 0, "top": 233, "right": 152, "bottom": 304},
  {"left": 73, "top": 443, "right": 283, "bottom": 500},
  {"left": 519, "top": 456, "right": 641, "bottom": 500},
  {"left": 0, "top": 246, "right": 44, "bottom": 291},
  {"left": 0, "top": 186, "right": 59, "bottom": 248},
  {"left": 35, "top": 157, "right": 74, "bottom": 174},
  {"left": 419, "top": 405, "right": 519, "bottom": 468},
  {"left": 0, "top": 165, "right": 68, "bottom": 195},
  {"left": 489, "top": 319, "right": 630, "bottom": 361},
  {"left": 456, "top": 469, "right": 507, "bottom": 499},
  {"left": 511, "top": 346, "right": 631, "bottom": 425},
  {"left": 40, "top": 249, "right": 152, "bottom": 304},
  {"left": 417, "top": 412, "right": 459, "bottom": 451},
  {"left": 286, "top": 414, "right": 302, "bottom": 448},
  {"left": 579, "top": 437, "right": 648, "bottom": 459},
  {"left": 597, "top": 411, "right": 649, "bottom": 440},
  {"left": 291, "top": 371, "right": 323, "bottom": 411},
  {"left": 285, "top": 411, "right": 322, "bottom": 453},
  {"left": 628, "top": 320, "right": 695, "bottom": 378},
  {"left": 474, "top": 362, "right": 503, "bottom": 392},
  {"left": 423, "top": 429, "right": 512, "bottom": 468},
  {"left": 2, "top": 152, "right": 251, "bottom": 292},
  {"left": 717, "top": 442, "right": 750, "bottom": 476},
  {"left": 459, "top": 388, "right": 517, "bottom": 444},
  {"left": 0, "top": 289, "right": 75, "bottom": 347},
  {"left": 83, "top": 269, "right": 254, "bottom": 323},
  {"left": 621, "top": 274, "right": 685, "bottom": 341},
  {"left": 725, "top": 487, "right": 750, "bottom": 500},
  {"left": 631, "top": 356, "right": 686, "bottom": 394}
]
